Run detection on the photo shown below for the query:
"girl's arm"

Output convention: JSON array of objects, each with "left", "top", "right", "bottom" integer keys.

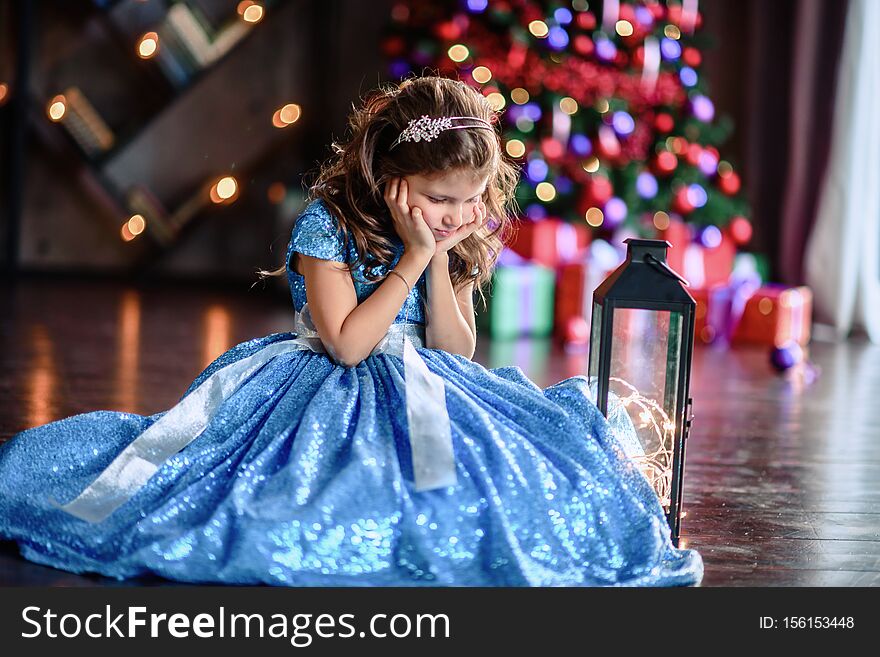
[
  {"left": 300, "top": 248, "right": 433, "bottom": 367},
  {"left": 425, "top": 252, "right": 477, "bottom": 359}
]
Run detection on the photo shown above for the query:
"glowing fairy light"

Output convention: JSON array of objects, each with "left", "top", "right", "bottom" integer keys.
[
  {"left": 595, "top": 98, "right": 610, "bottom": 113},
  {"left": 127, "top": 214, "right": 146, "bottom": 236},
  {"left": 272, "top": 103, "right": 302, "bottom": 128},
  {"left": 582, "top": 157, "right": 600, "bottom": 173},
  {"left": 536, "top": 182, "right": 556, "bottom": 202},
  {"left": 559, "top": 97, "right": 579, "bottom": 115},
  {"left": 585, "top": 207, "right": 604, "bottom": 227},
  {"left": 471, "top": 66, "right": 492, "bottom": 83},
  {"left": 664, "top": 24, "right": 681, "bottom": 40},
  {"left": 448, "top": 44, "right": 469, "bottom": 62},
  {"left": 616, "top": 19, "right": 634, "bottom": 36},
  {"left": 505, "top": 139, "right": 526, "bottom": 158},
  {"left": 528, "top": 20, "right": 549, "bottom": 38},
  {"left": 137, "top": 32, "right": 159, "bottom": 58},
  {"left": 653, "top": 211, "right": 671, "bottom": 231},
  {"left": 486, "top": 92, "right": 505, "bottom": 110},
  {"left": 47, "top": 95, "right": 67, "bottom": 121},
  {"left": 211, "top": 176, "right": 239, "bottom": 203},
  {"left": 510, "top": 87, "right": 530, "bottom": 104},
  {"left": 242, "top": 3, "right": 264, "bottom": 23}
]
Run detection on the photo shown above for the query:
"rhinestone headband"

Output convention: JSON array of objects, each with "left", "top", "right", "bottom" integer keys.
[{"left": 389, "top": 115, "right": 494, "bottom": 149}]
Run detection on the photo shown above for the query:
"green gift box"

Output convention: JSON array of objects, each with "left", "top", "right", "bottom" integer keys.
[{"left": 477, "top": 259, "right": 556, "bottom": 340}]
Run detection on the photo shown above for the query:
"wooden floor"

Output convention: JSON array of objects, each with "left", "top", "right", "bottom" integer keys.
[{"left": 1, "top": 276, "right": 878, "bottom": 587}]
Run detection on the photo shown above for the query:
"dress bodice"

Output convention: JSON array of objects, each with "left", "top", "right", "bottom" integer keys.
[{"left": 286, "top": 199, "right": 427, "bottom": 325}]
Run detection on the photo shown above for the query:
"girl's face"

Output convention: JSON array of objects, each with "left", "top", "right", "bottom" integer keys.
[{"left": 404, "top": 169, "right": 489, "bottom": 241}]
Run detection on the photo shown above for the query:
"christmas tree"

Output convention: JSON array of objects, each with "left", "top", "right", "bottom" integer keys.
[{"left": 382, "top": 0, "right": 752, "bottom": 250}]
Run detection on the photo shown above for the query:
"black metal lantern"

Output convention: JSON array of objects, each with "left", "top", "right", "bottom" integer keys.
[{"left": 587, "top": 239, "right": 695, "bottom": 546}]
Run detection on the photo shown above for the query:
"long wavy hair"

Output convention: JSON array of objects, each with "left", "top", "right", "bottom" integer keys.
[{"left": 261, "top": 75, "right": 520, "bottom": 309}]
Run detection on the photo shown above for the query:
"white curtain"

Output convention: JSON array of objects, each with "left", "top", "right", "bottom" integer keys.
[{"left": 804, "top": 0, "right": 880, "bottom": 342}]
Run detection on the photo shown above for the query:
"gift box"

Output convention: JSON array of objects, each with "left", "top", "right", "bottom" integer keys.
[
  {"left": 477, "top": 250, "right": 556, "bottom": 340},
  {"left": 731, "top": 284, "right": 812, "bottom": 347},
  {"left": 661, "top": 218, "right": 736, "bottom": 288},
  {"left": 508, "top": 218, "right": 590, "bottom": 268}
]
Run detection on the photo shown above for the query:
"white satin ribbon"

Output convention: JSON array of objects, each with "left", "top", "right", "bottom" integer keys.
[{"left": 57, "top": 304, "right": 456, "bottom": 523}]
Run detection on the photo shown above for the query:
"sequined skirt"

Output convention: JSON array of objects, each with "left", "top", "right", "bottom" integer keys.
[{"left": 0, "top": 331, "right": 702, "bottom": 586}]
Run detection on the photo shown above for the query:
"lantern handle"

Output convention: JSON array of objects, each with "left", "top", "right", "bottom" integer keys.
[{"left": 645, "top": 253, "right": 690, "bottom": 287}]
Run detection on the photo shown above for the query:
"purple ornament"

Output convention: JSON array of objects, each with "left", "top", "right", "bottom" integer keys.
[
  {"left": 636, "top": 171, "right": 658, "bottom": 199},
  {"left": 467, "top": 0, "right": 488, "bottom": 11},
  {"left": 548, "top": 26, "right": 570, "bottom": 49},
  {"left": 698, "top": 224, "right": 722, "bottom": 248},
  {"left": 611, "top": 111, "right": 635, "bottom": 136},
  {"left": 660, "top": 38, "right": 682, "bottom": 60},
  {"left": 554, "top": 7, "right": 573, "bottom": 24},
  {"left": 770, "top": 342, "right": 804, "bottom": 372},
  {"left": 604, "top": 197, "right": 628, "bottom": 228},
  {"left": 680, "top": 66, "right": 698, "bottom": 87},
  {"left": 526, "top": 158, "right": 549, "bottom": 182},
  {"left": 570, "top": 134, "right": 592, "bottom": 156},
  {"left": 691, "top": 95, "right": 715, "bottom": 122},
  {"left": 687, "top": 183, "right": 708, "bottom": 209},
  {"left": 595, "top": 37, "right": 617, "bottom": 61}
]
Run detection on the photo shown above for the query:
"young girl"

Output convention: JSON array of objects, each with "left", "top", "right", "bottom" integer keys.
[{"left": 0, "top": 76, "right": 702, "bottom": 586}]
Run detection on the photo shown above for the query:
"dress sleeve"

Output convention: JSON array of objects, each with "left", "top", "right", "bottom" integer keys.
[{"left": 288, "top": 202, "right": 348, "bottom": 264}]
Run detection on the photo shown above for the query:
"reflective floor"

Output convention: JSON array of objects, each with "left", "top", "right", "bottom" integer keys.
[{"left": 1, "top": 276, "right": 878, "bottom": 586}]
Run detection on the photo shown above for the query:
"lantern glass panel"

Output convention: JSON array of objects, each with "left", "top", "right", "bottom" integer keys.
[
  {"left": 588, "top": 302, "right": 602, "bottom": 380},
  {"left": 608, "top": 307, "right": 683, "bottom": 510}
]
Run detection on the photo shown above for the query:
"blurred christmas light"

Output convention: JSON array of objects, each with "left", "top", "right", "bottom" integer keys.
[
  {"left": 211, "top": 176, "right": 239, "bottom": 203},
  {"left": 615, "top": 20, "right": 634, "bottom": 37},
  {"left": 390, "top": 3, "right": 409, "bottom": 22},
  {"left": 547, "top": 26, "right": 569, "bottom": 49},
  {"left": 526, "top": 203, "right": 547, "bottom": 219},
  {"left": 582, "top": 156, "right": 600, "bottom": 173},
  {"left": 511, "top": 87, "right": 530, "bottom": 104},
  {"left": 655, "top": 151, "right": 677, "bottom": 174},
  {"left": 0, "top": 83, "right": 8, "bottom": 106},
  {"left": 528, "top": 20, "right": 549, "bottom": 38},
  {"left": 691, "top": 94, "right": 715, "bottom": 122},
  {"left": 486, "top": 92, "right": 505, "bottom": 110},
  {"left": 653, "top": 211, "right": 671, "bottom": 231},
  {"left": 121, "top": 223, "right": 136, "bottom": 242},
  {"left": 664, "top": 24, "right": 682, "bottom": 40},
  {"left": 595, "top": 36, "right": 617, "bottom": 61},
  {"left": 559, "top": 97, "right": 579, "bottom": 115},
  {"left": 526, "top": 158, "right": 549, "bottom": 182},
  {"left": 572, "top": 0, "right": 589, "bottom": 11},
  {"left": 604, "top": 197, "right": 627, "bottom": 227},
  {"left": 137, "top": 32, "right": 159, "bottom": 59},
  {"left": 272, "top": 103, "right": 301, "bottom": 128},
  {"left": 555, "top": 7, "right": 573, "bottom": 24},
  {"left": 660, "top": 38, "right": 682, "bottom": 60},
  {"left": 267, "top": 182, "right": 286, "bottom": 204},
  {"left": 585, "top": 207, "right": 605, "bottom": 227},
  {"left": 570, "top": 134, "right": 591, "bottom": 155},
  {"left": 698, "top": 150, "right": 719, "bottom": 175},
  {"left": 127, "top": 214, "right": 146, "bottom": 236},
  {"left": 505, "top": 138, "right": 526, "bottom": 158},
  {"left": 634, "top": 6, "right": 654, "bottom": 26},
  {"left": 472, "top": 66, "right": 492, "bottom": 83},
  {"left": 541, "top": 137, "right": 565, "bottom": 159},
  {"left": 717, "top": 160, "right": 734, "bottom": 177},
  {"left": 536, "top": 182, "right": 557, "bottom": 202},
  {"left": 680, "top": 66, "right": 698, "bottom": 87},
  {"left": 611, "top": 111, "right": 635, "bottom": 136},
  {"left": 595, "top": 98, "right": 610, "bottom": 114},
  {"left": 555, "top": 176, "right": 573, "bottom": 194},
  {"left": 522, "top": 102, "right": 542, "bottom": 121},
  {"left": 698, "top": 225, "right": 722, "bottom": 248},
  {"left": 467, "top": 0, "right": 488, "bottom": 11},
  {"left": 687, "top": 183, "right": 708, "bottom": 208},
  {"left": 729, "top": 216, "right": 753, "bottom": 244},
  {"left": 241, "top": 3, "right": 264, "bottom": 23},
  {"left": 448, "top": 44, "right": 469, "bottom": 62},
  {"left": 47, "top": 95, "right": 66, "bottom": 121},
  {"left": 636, "top": 171, "right": 658, "bottom": 198},
  {"left": 237, "top": 1, "right": 255, "bottom": 14},
  {"left": 515, "top": 116, "right": 535, "bottom": 132}
]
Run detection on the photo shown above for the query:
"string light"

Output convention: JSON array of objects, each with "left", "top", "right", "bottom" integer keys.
[
  {"left": 582, "top": 156, "right": 600, "bottom": 173},
  {"left": 664, "top": 24, "right": 681, "bottom": 40},
  {"left": 536, "top": 182, "right": 556, "bottom": 202},
  {"left": 267, "top": 182, "right": 286, "bottom": 204},
  {"left": 120, "top": 223, "right": 136, "bottom": 242},
  {"left": 137, "top": 32, "right": 159, "bottom": 59},
  {"left": 585, "top": 207, "right": 604, "bottom": 227},
  {"left": 559, "top": 97, "right": 578, "bottom": 115},
  {"left": 210, "top": 176, "right": 239, "bottom": 204},
  {"left": 505, "top": 138, "right": 526, "bottom": 158},
  {"left": 273, "top": 103, "right": 302, "bottom": 128},
  {"left": 241, "top": 2, "right": 264, "bottom": 23},
  {"left": 472, "top": 66, "right": 492, "bottom": 83},
  {"left": 448, "top": 44, "right": 469, "bottom": 62},
  {"left": 47, "top": 95, "right": 66, "bottom": 121},
  {"left": 127, "top": 214, "right": 146, "bottom": 236},
  {"left": 486, "top": 92, "right": 505, "bottom": 110},
  {"left": 0, "top": 83, "right": 8, "bottom": 105},
  {"left": 653, "top": 211, "right": 671, "bottom": 231},
  {"left": 615, "top": 19, "right": 634, "bottom": 36},
  {"left": 528, "top": 20, "right": 549, "bottom": 37},
  {"left": 510, "top": 87, "right": 530, "bottom": 104},
  {"left": 595, "top": 98, "right": 609, "bottom": 113}
]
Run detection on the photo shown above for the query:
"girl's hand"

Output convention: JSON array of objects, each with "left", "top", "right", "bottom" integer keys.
[
  {"left": 431, "top": 200, "right": 486, "bottom": 255},
  {"left": 384, "top": 178, "right": 436, "bottom": 258}
]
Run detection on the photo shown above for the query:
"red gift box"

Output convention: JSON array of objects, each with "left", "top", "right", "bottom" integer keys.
[
  {"left": 661, "top": 219, "right": 736, "bottom": 288},
  {"left": 732, "top": 285, "right": 812, "bottom": 347},
  {"left": 554, "top": 255, "right": 618, "bottom": 342},
  {"left": 509, "top": 218, "right": 591, "bottom": 268}
]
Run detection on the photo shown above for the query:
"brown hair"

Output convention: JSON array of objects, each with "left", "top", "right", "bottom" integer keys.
[{"left": 261, "top": 75, "right": 520, "bottom": 309}]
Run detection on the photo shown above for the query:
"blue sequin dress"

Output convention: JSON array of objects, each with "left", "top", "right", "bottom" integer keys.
[{"left": 0, "top": 199, "right": 702, "bottom": 586}]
